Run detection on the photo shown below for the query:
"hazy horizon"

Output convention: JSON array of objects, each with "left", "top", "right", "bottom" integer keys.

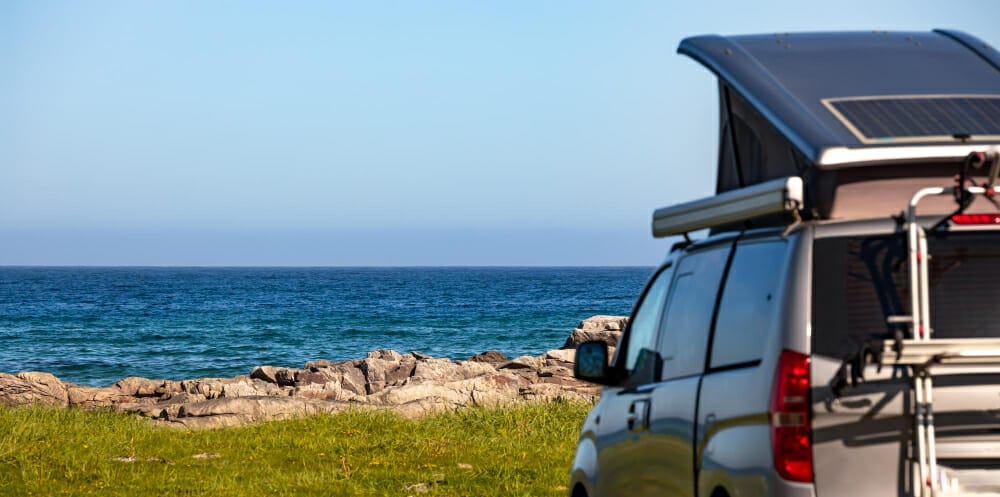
[
  {"left": 3, "top": 1, "right": 998, "bottom": 265},
  {"left": 1, "top": 263, "right": 655, "bottom": 268}
]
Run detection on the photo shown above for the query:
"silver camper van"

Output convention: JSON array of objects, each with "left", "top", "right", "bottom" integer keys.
[{"left": 570, "top": 30, "right": 1000, "bottom": 497}]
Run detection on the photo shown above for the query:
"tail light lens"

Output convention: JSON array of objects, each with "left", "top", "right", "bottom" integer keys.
[
  {"left": 951, "top": 213, "right": 1000, "bottom": 225},
  {"left": 770, "top": 349, "right": 813, "bottom": 483}
]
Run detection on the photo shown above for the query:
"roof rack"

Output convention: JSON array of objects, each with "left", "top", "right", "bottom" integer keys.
[{"left": 651, "top": 176, "right": 803, "bottom": 238}]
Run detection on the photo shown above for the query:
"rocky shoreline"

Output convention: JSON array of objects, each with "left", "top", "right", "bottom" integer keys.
[{"left": 0, "top": 316, "right": 626, "bottom": 428}]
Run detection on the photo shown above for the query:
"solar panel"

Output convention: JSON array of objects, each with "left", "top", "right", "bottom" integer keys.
[{"left": 822, "top": 95, "right": 1000, "bottom": 144}]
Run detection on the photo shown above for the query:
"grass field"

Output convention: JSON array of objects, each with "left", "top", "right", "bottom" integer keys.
[{"left": 0, "top": 401, "right": 590, "bottom": 497}]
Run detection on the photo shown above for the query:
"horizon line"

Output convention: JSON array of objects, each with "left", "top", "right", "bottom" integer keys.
[{"left": 0, "top": 264, "right": 656, "bottom": 269}]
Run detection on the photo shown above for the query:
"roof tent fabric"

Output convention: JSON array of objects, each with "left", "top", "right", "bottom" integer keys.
[
  {"left": 685, "top": 30, "right": 1000, "bottom": 222},
  {"left": 680, "top": 30, "right": 1000, "bottom": 162},
  {"left": 717, "top": 82, "right": 806, "bottom": 191}
]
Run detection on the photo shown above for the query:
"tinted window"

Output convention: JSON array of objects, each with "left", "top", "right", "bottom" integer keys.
[
  {"left": 813, "top": 232, "right": 1000, "bottom": 359},
  {"left": 658, "top": 245, "right": 731, "bottom": 380},
  {"left": 619, "top": 265, "right": 674, "bottom": 375},
  {"left": 711, "top": 240, "right": 787, "bottom": 368}
]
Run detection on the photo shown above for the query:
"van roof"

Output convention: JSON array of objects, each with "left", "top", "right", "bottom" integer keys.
[{"left": 678, "top": 30, "right": 1000, "bottom": 167}]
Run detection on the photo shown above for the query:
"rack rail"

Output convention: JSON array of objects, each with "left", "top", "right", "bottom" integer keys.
[{"left": 884, "top": 177, "right": 1000, "bottom": 497}]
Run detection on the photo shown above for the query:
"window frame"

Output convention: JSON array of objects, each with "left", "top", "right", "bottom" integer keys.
[
  {"left": 611, "top": 262, "right": 676, "bottom": 384},
  {"left": 706, "top": 237, "right": 790, "bottom": 372},
  {"left": 654, "top": 241, "right": 735, "bottom": 382}
]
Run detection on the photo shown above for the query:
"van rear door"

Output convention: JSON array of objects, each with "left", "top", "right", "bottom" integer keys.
[{"left": 811, "top": 230, "right": 1000, "bottom": 496}]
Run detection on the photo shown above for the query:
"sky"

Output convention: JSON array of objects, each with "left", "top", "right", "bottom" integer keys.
[{"left": 1, "top": 1, "right": 998, "bottom": 266}]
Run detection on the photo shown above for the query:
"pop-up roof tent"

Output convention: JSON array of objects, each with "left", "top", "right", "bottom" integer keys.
[{"left": 678, "top": 30, "right": 1000, "bottom": 220}]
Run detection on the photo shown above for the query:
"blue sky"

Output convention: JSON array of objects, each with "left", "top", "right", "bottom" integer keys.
[{"left": 2, "top": 1, "right": 998, "bottom": 265}]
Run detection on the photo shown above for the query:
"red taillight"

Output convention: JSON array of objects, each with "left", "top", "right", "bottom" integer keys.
[
  {"left": 951, "top": 213, "right": 1000, "bottom": 225},
  {"left": 770, "top": 349, "right": 813, "bottom": 483}
]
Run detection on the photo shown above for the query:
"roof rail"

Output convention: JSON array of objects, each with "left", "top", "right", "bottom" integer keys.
[{"left": 651, "top": 176, "right": 803, "bottom": 238}]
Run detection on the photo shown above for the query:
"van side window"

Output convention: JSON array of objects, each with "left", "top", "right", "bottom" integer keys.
[
  {"left": 710, "top": 240, "right": 787, "bottom": 369},
  {"left": 657, "top": 245, "right": 731, "bottom": 380},
  {"left": 617, "top": 265, "right": 674, "bottom": 377}
]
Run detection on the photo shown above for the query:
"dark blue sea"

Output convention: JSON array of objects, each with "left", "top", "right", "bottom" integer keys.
[{"left": 0, "top": 267, "right": 650, "bottom": 386}]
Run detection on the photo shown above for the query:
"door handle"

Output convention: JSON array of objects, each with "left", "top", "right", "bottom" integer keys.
[{"left": 627, "top": 399, "right": 651, "bottom": 432}]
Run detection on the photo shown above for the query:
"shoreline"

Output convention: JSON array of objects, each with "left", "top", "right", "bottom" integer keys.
[{"left": 0, "top": 316, "right": 626, "bottom": 428}]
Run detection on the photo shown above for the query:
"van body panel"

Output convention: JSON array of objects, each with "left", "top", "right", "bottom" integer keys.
[
  {"left": 809, "top": 228, "right": 1000, "bottom": 496},
  {"left": 593, "top": 386, "right": 658, "bottom": 495},
  {"left": 777, "top": 229, "right": 811, "bottom": 355},
  {"left": 696, "top": 233, "right": 799, "bottom": 497},
  {"left": 645, "top": 377, "right": 701, "bottom": 497},
  {"left": 811, "top": 355, "right": 913, "bottom": 496},
  {"left": 570, "top": 224, "right": 1000, "bottom": 497},
  {"left": 570, "top": 408, "right": 601, "bottom": 495},
  {"left": 698, "top": 367, "right": 772, "bottom": 497},
  {"left": 812, "top": 358, "right": 1000, "bottom": 496},
  {"left": 589, "top": 379, "right": 700, "bottom": 496}
]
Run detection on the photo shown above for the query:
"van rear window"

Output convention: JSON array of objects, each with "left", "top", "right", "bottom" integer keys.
[{"left": 813, "top": 232, "right": 1000, "bottom": 359}]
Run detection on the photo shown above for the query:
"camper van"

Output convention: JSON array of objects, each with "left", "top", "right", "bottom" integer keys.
[{"left": 570, "top": 30, "right": 1000, "bottom": 497}]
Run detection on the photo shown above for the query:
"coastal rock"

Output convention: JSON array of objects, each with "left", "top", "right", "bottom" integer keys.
[
  {"left": 520, "top": 382, "right": 600, "bottom": 403},
  {"left": 378, "top": 381, "right": 472, "bottom": 407},
  {"left": 561, "top": 315, "right": 628, "bottom": 349},
  {"left": 544, "top": 349, "right": 576, "bottom": 363},
  {"left": 155, "top": 392, "right": 207, "bottom": 419},
  {"left": 172, "top": 396, "right": 355, "bottom": 429},
  {"left": 391, "top": 398, "right": 455, "bottom": 418},
  {"left": 160, "top": 391, "right": 207, "bottom": 405},
  {"left": 250, "top": 366, "right": 280, "bottom": 384},
  {"left": 410, "top": 359, "right": 495, "bottom": 382},
  {"left": 274, "top": 369, "right": 297, "bottom": 387},
  {"left": 116, "top": 402, "right": 169, "bottom": 419},
  {"left": 114, "top": 377, "right": 165, "bottom": 397},
  {"left": 246, "top": 366, "right": 297, "bottom": 387},
  {"left": 0, "top": 314, "right": 627, "bottom": 427},
  {"left": 219, "top": 378, "right": 286, "bottom": 398},
  {"left": 455, "top": 361, "right": 497, "bottom": 380},
  {"left": 180, "top": 377, "right": 245, "bottom": 399},
  {"left": 360, "top": 357, "right": 416, "bottom": 394},
  {"left": 379, "top": 372, "right": 521, "bottom": 412},
  {"left": 468, "top": 351, "right": 508, "bottom": 364},
  {"left": 471, "top": 374, "right": 523, "bottom": 406},
  {"left": 498, "top": 355, "right": 544, "bottom": 371},
  {"left": 67, "top": 386, "right": 132, "bottom": 409},
  {"left": 303, "top": 359, "right": 339, "bottom": 369},
  {"left": 337, "top": 367, "right": 368, "bottom": 395},
  {"left": 366, "top": 349, "right": 404, "bottom": 361},
  {"left": 0, "top": 372, "right": 68, "bottom": 407},
  {"left": 292, "top": 381, "right": 366, "bottom": 402},
  {"left": 293, "top": 368, "right": 328, "bottom": 385},
  {"left": 154, "top": 381, "right": 183, "bottom": 396},
  {"left": 539, "top": 364, "right": 574, "bottom": 379},
  {"left": 296, "top": 364, "right": 367, "bottom": 396}
]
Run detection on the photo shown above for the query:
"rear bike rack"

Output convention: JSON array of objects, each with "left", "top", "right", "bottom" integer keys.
[{"left": 882, "top": 164, "right": 1000, "bottom": 496}]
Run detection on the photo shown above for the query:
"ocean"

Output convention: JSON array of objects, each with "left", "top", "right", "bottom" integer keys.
[{"left": 0, "top": 267, "right": 651, "bottom": 386}]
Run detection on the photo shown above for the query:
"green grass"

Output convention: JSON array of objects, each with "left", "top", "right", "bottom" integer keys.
[{"left": 0, "top": 401, "right": 590, "bottom": 497}]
